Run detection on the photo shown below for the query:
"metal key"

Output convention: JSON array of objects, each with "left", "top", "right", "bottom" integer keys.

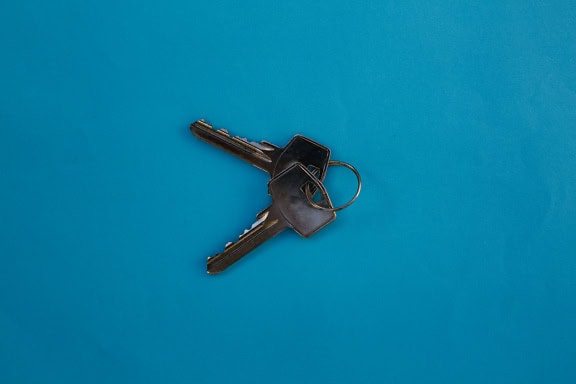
[
  {"left": 190, "top": 119, "right": 331, "bottom": 180},
  {"left": 207, "top": 163, "right": 336, "bottom": 274}
]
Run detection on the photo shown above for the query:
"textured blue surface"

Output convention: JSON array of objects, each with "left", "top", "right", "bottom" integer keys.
[{"left": 1, "top": 1, "right": 576, "bottom": 383}]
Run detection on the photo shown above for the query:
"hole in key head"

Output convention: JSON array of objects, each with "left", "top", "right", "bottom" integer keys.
[
  {"left": 307, "top": 164, "right": 320, "bottom": 177},
  {"left": 302, "top": 160, "right": 362, "bottom": 212},
  {"left": 301, "top": 182, "right": 324, "bottom": 204},
  {"left": 310, "top": 188, "right": 322, "bottom": 203},
  {"left": 318, "top": 160, "right": 361, "bottom": 211},
  {"left": 304, "top": 165, "right": 323, "bottom": 202}
]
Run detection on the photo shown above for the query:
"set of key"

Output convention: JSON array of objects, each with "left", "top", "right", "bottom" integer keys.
[{"left": 190, "top": 119, "right": 360, "bottom": 274}]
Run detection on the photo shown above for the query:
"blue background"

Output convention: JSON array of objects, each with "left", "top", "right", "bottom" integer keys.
[{"left": 1, "top": 1, "right": 575, "bottom": 383}]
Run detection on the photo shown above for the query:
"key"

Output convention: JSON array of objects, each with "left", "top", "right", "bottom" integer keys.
[
  {"left": 190, "top": 119, "right": 331, "bottom": 180},
  {"left": 206, "top": 163, "right": 336, "bottom": 274}
]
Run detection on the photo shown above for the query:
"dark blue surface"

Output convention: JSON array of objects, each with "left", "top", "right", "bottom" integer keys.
[{"left": 1, "top": 1, "right": 576, "bottom": 383}]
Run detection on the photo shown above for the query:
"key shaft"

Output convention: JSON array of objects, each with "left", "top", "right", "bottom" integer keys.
[
  {"left": 207, "top": 208, "right": 287, "bottom": 274},
  {"left": 191, "top": 120, "right": 279, "bottom": 173}
]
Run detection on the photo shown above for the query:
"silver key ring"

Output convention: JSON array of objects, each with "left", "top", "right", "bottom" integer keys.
[{"left": 305, "top": 160, "right": 362, "bottom": 212}]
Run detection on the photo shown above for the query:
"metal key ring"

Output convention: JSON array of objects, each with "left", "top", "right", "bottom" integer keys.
[{"left": 305, "top": 160, "right": 362, "bottom": 212}]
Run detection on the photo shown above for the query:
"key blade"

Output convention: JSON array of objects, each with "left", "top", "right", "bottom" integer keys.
[
  {"left": 190, "top": 120, "right": 278, "bottom": 173},
  {"left": 207, "top": 208, "right": 288, "bottom": 274}
]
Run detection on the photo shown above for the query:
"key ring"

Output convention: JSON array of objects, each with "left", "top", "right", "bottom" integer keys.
[{"left": 305, "top": 160, "right": 362, "bottom": 212}]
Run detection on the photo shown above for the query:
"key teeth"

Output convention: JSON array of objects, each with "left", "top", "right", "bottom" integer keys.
[
  {"left": 192, "top": 119, "right": 277, "bottom": 152},
  {"left": 194, "top": 119, "right": 212, "bottom": 129},
  {"left": 221, "top": 211, "right": 269, "bottom": 250}
]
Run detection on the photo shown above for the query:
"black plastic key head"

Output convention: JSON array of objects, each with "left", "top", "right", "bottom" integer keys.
[
  {"left": 268, "top": 162, "right": 336, "bottom": 238},
  {"left": 273, "top": 135, "right": 331, "bottom": 181}
]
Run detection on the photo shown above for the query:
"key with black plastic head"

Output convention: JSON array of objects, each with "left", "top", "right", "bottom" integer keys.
[
  {"left": 206, "top": 163, "right": 336, "bottom": 274},
  {"left": 190, "top": 119, "right": 331, "bottom": 180}
]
